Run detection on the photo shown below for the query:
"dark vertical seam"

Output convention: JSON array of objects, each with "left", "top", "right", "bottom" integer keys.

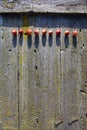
[
  {"left": 60, "top": 29, "right": 62, "bottom": 117},
  {"left": 17, "top": 24, "right": 20, "bottom": 130}
]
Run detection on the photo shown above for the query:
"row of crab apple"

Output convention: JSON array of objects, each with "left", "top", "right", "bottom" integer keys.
[{"left": 12, "top": 29, "right": 78, "bottom": 36}]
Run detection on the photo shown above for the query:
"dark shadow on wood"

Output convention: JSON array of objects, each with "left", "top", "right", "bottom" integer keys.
[
  {"left": 86, "top": 113, "right": 87, "bottom": 118},
  {"left": 29, "top": 14, "right": 87, "bottom": 29},
  {"left": 34, "top": 49, "right": 37, "bottom": 53},
  {"left": 27, "top": 35, "right": 32, "bottom": 48},
  {"left": 49, "top": 35, "right": 53, "bottom": 47},
  {"left": 34, "top": 35, "right": 39, "bottom": 48},
  {"left": 3, "top": 14, "right": 87, "bottom": 29},
  {"left": 35, "top": 65, "right": 38, "bottom": 70},
  {"left": 42, "top": 35, "right": 46, "bottom": 47},
  {"left": 19, "top": 35, "right": 23, "bottom": 46},
  {"left": 73, "top": 36, "right": 77, "bottom": 48},
  {"left": 12, "top": 36, "right": 17, "bottom": 48},
  {"left": 56, "top": 35, "right": 61, "bottom": 47},
  {"left": 3, "top": 14, "right": 20, "bottom": 27},
  {"left": 64, "top": 36, "right": 69, "bottom": 48}
]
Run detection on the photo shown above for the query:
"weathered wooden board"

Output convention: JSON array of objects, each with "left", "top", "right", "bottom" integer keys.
[
  {"left": 18, "top": 14, "right": 61, "bottom": 130},
  {"left": 18, "top": 14, "right": 87, "bottom": 130},
  {"left": 0, "top": 15, "right": 19, "bottom": 130},
  {"left": 0, "top": 13, "right": 87, "bottom": 130},
  {"left": 60, "top": 28, "right": 81, "bottom": 130},
  {"left": 78, "top": 29, "right": 87, "bottom": 130},
  {"left": 60, "top": 27, "right": 87, "bottom": 130},
  {"left": 0, "top": 0, "right": 87, "bottom": 13}
]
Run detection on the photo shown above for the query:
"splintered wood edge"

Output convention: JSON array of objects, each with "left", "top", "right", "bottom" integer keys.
[{"left": 0, "top": 4, "right": 87, "bottom": 14}]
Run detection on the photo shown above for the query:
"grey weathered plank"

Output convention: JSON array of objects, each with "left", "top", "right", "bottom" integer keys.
[
  {"left": 4, "top": 0, "right": 87, "bottom": 5},
  {"left": 18, "top": 14, "right": 33, "bottom": 130},
  {"left": 60, "top": 28, "right": 82, "bottom": 130},
  {"left": 78, "top": 29, "right": 87, "bottom": 130},
  {"left": 0, "top": 15, "right": 19, "bottom": 130},
  {"left": 18, "top": 14, "right": 61, "bottom": 130},
  {"left": 18, "top": 14, "right": 87, "bottom": 130},
  {"left": 0, "top": 13, "right": 87, "bottom": 130},
  {"left": 0, "top": 0, "right": 87, "bottom": 13},
  {"left": 60, "top": 27, "right": 87, "bottom": 130}
]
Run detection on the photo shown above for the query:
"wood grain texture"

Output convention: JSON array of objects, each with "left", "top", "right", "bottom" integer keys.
[
  {"left": 0, "top": 14, "right": 19, "bottom": 130},
  {"left": 78, "top": 29, "right": 87, "bottom": 130},
  {"left": 0, "top": 13, "right": 87, "bottom": 130},
  {"left": 60, "top": 28, "right": 81, "bottom": 130},
  {"left": 18, "top": 14, "right": 61, "bottom": 130},
  {"left": 0, "top": 0, "right": 87, "bottom": 13},
  {"left": 18, "top": 14, "right": 87, "bottom": 130}
]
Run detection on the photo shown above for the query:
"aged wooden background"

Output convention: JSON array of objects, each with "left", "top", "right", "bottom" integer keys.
[
  {"left": 0, "top": 0, "right": 87, "bottom": 130},
  {"left": 0, "top": 13, "right": 87, "bottom": 130},
  {"left": 0, "top": 0, "right": 87, "bottom": 13}
]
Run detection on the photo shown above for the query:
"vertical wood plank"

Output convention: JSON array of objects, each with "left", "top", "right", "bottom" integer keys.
[
  {"left": 18, "top": 14, "right": 30, "bottom": 130},
  {"left": 60, "top": 27, "right": 82, "bottom": 130},
  {"left": 78, "top": 29, "right": 87, "bottom": 130},
  {"left": 18, "top": 14, "right": 87, "bottom": 130},
  {"left": 19, "top": 14, "right": 61, "bottom": 130},
  {"left": 0, "top": 15, "right": 19, "bottom": 130}
]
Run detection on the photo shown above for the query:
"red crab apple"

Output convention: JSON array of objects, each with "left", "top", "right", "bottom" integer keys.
[
  {"left": 48, "top": 30, "right": 53, "bottom": 35},
  {"left": 73, "top": 30, "right": 78, "bottom": 36},
  {"left": 65, "top": 30, "right": 70, "bottom": 36},
  {"left": 56, "top": 29, "right": 61, "bottom": 35},
  {"left": 26, "top": 29, "right": 32, "bottom": 35},
  {"left": 34, "top": 30, "right": 39, "bottom": 35},
  {"left": 18, "top": 29, "right": 23, "bottom": 34},
  {"left": 42, "top": 29, "right": 47, "bottom": 35},
  {"left": 12, "top": 29, "right": 17, "bottom": 36}
]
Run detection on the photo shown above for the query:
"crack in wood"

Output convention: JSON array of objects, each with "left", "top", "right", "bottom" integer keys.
[
  {"left": 80, "top": 89, "right": 87, "bottom": 94},
  {"left": 68, "top": 118, "right": 78, "bottom": 125},
  {"left": 54, "top": 119, "right": 63, "bottom": 127}
]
